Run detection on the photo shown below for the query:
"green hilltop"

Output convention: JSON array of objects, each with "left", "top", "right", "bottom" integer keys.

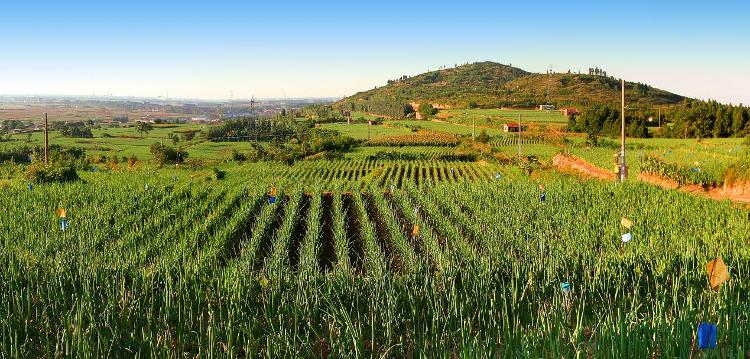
[{"left": 335, "top": 61, "right": 685, "bottom": 117}]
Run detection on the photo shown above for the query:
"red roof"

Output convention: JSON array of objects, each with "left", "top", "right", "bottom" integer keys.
[{"left": 505, "top": 123, "right": 521, "bottom": 127}]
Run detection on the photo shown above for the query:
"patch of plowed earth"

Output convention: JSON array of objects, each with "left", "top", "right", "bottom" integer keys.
[
  {"left": 319, "top": 193, "right": 336, "bottom": 272},
  {"left": 342, "top": 194, "right": 364, "bottom": 274},
  {"left": 363, "top": 192, "right": 402, "bottom": 273}
]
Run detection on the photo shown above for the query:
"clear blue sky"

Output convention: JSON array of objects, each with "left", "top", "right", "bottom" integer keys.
[{"left": 1, "top": 0, "right": 748, "bottom": 104}]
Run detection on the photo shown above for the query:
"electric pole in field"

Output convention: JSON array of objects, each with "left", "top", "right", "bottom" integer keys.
[
  {"left": 517, "top": 114, "right": 522, "bottom": 161},
  {"left": 619, "top": 79, "right": 627, "bottom": 182},
  {"left": 658, "top": 107, "right": 661, "bottom": 128},
  {"left": 44, "top": 112, "right": 49, "bottom": 165},
  {"left": 472, "top": 115, "right": 476, "bottom": 142}
]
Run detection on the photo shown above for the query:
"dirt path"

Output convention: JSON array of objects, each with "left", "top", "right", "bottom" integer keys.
[
  {"left": 552, "top": 153, "right": 750, "bottom": 204},
  {"left": 552, "top": 153, "right": 615, "bottom": 180}
]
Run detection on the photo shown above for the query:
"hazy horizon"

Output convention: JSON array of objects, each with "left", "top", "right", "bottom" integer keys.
[{"left": 2, "top": 0, "right": 748, "bottom": 104}]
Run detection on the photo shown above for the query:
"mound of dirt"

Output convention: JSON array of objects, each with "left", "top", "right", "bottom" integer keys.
[
  {"left": 552, "top": 153, "right": 750, "bottom": 204},
  {"left": 552, "top": 153, "right": 615, "bottom": 180}
]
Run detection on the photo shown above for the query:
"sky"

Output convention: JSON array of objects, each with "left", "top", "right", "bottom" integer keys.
[{"left": 1, "top": 0, "right": 748, "bottom": 104}]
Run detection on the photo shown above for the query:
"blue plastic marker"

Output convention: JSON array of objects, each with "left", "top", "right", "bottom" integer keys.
[
  {"left": 540, "top": 192, "right": 546, "bottom": 202},
  {"left": 28, "top": 184, "right": 33, "bottom": 191},
  {"left": 60, "top": 218, "right": 69, "bottom": 232},
  {"left": 692, "top": 167, "right": 700, "bottom": 173},
  {"left": 697, "top": 323, "right": 717, "bottom": 349},
  {"left": 495, "top": 173, "right": 502, "bottom": 180},
  {"left": 268, "top": 196, "right": 276, "bottom": 204},
  {"left": 560, "top": 282, "right": 571, "bottom": 294}
]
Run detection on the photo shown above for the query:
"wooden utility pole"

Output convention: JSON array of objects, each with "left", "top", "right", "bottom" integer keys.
[
  {"left": 44, "top": 112, "right": 49, "bottom": 165},
  {"left": 658, "top": 107, "right": 661, "bottom": 128},
  {"left": 619, "top": 79, "right": 627, "bottom": 182},
  {"left": 472, "top": 115, "right": 475, "bottom": 142},
  {"left": 517, "top": 114, "right": 522, "bottom": 161}
]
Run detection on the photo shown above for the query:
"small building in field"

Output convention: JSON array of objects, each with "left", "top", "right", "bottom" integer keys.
[
  {"left": 560, "top": 107, "right": 579, "bottom": 116},
  {"left": 539, "top": 104, "right": 556, "bottom": 111},
  {"left": 503, "top": 123, "right": 525, "bottom": 132},
  {"left": 368, "top": 119, "right": 382, "bottom": 126}
]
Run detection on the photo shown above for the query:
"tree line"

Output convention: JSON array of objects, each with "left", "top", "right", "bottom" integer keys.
[{"left": 568, "top": 100, "right": 750, "bottom": 138}]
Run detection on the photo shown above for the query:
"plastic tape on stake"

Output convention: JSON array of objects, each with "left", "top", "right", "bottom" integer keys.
[
  {"left": 697, "top": 323, "right": 717, "bottom": 349},
  {"left": 56, "top": 208, "right": 67, "bottom": 218},
  {"left": 707, "top": 256, "right": 730, "bottom": 291}
]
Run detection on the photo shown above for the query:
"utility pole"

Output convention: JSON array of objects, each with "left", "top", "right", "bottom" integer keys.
[
  {"left": 44, "top": 112, "right": 49, "bottom": 165},
  {"left": 472, "top": 115, "right": 475, "bottom": 142},
  {"left": 658, "top": 107, "right": 661, "bottom": 128},
  {"left": 368, "top": 121, "right": 371, "bottom": 141},
  {"left": 619, "top": 79, "right": 627, "bottom": 182},
  {"left": 517, "top": 114, "right": 522, "bottom": 161}
]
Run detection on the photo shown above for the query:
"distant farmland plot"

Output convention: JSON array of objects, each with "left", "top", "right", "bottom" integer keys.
[
  {"left": 320, "top": 122, "right": 411, "bottom": 140},
  {"left": 439, "top": 108, "right": 568, "bottom": 129}
]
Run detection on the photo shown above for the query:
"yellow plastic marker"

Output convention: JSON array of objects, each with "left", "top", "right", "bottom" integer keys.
[
  {"left": 412, "top": 224, "right": 420, "bottom": 237},
  {"left": 539, "top": 183, "right": 545, "bottom": 191},
  {"left": 706, "top": 256, "right": 730, "bottom": 291},
  {"left": 270, "top": 186, "right": 277, "bottom": 197},
  {"left": 621, "top": 217, "right": 632, "bottom": 229},
  {"left": 56, "top": 208, "right": 67, "bottom": 218}
]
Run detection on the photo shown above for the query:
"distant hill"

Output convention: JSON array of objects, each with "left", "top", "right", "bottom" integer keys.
[{"left": 335, "top": 61, "right": 686, "bottom": 118}]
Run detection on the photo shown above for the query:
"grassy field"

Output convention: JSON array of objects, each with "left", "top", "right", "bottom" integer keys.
[
  {"left": 319, "top": 122, "right": 411, "bottom": 140},
  {"left": 440, "top": 108, "right": 568, "bottom": 124},
  {"left": 1, "top": 124, "right": 254, "bottom": 160}
]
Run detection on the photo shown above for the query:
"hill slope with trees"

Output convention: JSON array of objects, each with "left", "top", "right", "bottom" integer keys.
[{"left": 334, "top": 61, "right": 685, "bottom": 117}]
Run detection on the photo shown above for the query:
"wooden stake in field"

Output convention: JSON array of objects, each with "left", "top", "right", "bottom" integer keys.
[
  {"left": 44, "top": 112, "right": 49, "bottom": 165},
  {"left": 518, "top": 114, "right": 522, "bottom": 161}
]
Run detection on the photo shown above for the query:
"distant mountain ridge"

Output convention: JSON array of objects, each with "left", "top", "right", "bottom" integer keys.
[{"left": 334, "top": 61, "right": 686, "bottom": 118}]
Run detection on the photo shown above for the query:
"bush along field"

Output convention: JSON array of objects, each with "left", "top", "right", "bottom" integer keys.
[{"left": 1, "top": 161, "right": 749, "bottom": 357}]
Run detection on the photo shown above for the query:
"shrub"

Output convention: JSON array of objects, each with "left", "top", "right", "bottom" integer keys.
[
  {"left": 150, "top": 143, "right": 189, "bottom": 165},
  {"left": 477, "top": 130, "right": 490, "bottom": 144},
  {"left": 212, "top": 168, "right": 226, "bottom": 180},
  {"left": 24, "top": 162, "right": 79, "bottom": 184},
  {"left": 230, "top": 149, "right": 247, "bottom": 162}
]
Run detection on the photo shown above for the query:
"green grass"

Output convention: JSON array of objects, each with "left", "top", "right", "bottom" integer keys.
[
  {"left": 320, "top": 122, "right": 411, "bottom": 140},
  {"left": 1, "top": 124, "right": 240, "bottom": 160},
  {"left": 389, "top": 119, "right": 508, "bottom": 136},
  {"left": 441, "top": 108, "right": 568, "bottom": 126}
]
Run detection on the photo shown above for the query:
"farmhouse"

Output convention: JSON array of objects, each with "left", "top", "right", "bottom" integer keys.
[
  {"left": 560, "top": 107, "right": 579, "bottom": 116},
  {"left": 503, "top": 123, "right": 524, "bottom": 132},
  {"left": 539, "top": 104, "right": 555, "bottom": 110}
]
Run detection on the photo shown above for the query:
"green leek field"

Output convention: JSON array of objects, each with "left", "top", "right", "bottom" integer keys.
[{"left": 1, "top": 160, "right": 749, "bottom": 357}]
